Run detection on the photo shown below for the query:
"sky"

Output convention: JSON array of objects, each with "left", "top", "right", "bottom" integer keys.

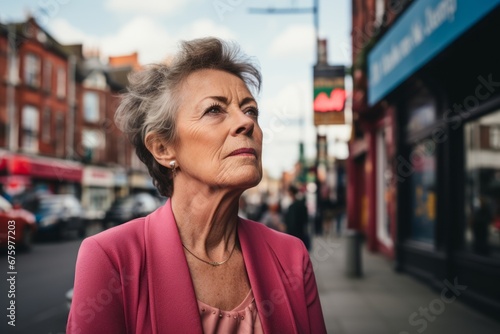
[{"left": 1, "top": 0, "right": 352, "bottom": 179}]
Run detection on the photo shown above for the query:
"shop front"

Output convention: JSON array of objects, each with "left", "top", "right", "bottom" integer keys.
[
  {"left": 81, "top": 166, "right": 114, "bottom": 220},
  {"left": 367, "top": 0, "right": 500, "bottom": 317},
  {"left": 0, "top": 151, "right": 82, "bottom": 197},
  {"left": 129, "top": 171, "right": 156, "bottom": 195}
]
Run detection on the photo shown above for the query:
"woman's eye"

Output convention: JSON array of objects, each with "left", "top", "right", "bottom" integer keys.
[
  {"left": 205, "top": 104, "right": 223, "bottom": 114},
  {"left": 245, "top": 107, "right": 259, "bottom": 117}
]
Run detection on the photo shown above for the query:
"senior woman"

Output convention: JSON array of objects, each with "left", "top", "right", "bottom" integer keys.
[{"left": 67, "top": 37, "right": 326, "bottom": 334}]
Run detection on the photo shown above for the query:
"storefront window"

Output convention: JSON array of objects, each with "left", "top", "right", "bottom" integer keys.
[
  {"left": 376, "top": 127, "right": 393, "bottom": 247},
  {"left": 88, "top": 187, "right": 111, "bottom": 213},
  {"left": 406, "top": 101, "right": 436, "bottom": 134},
  {"left": 464, "top": 110, "right": 500, "bottom": 258},
  {"left": 409, "top": 141, "right": 436, "bottom": 244}
]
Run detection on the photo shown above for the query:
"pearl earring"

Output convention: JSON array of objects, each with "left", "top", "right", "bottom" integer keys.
[{"left": 169, "top": 160, "right": 177, "bottom": 177}]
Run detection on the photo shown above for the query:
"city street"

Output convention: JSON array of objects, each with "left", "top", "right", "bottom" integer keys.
[{"left": 0, "top": 236, "right": 81, "bottom": 334}]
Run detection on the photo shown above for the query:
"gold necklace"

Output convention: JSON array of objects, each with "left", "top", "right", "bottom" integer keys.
[{"left": 182, "top": 241, "right": 237, "bottom": 267}]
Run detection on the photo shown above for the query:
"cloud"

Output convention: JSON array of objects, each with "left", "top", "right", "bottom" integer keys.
[
  {"left": 105, "top": 0, "right": 192, "bottom": 15},
  {"left": 269, "top": 24, "right": 315, "bottom": 59},
  {"left": 48, "top": 18, "right": 99, "bottom": 46},
  {"left": 179, "top": 18, "right": 236, "bottom": 41},
  {"left": 100, "top": 17, "right": 174, "bottom": 64},
  {"left": 48, "top": 17, "right": 235, "bottom": 64}
]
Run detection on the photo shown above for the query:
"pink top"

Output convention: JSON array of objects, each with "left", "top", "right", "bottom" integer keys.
[{"left": 198, "top": 290, "right": 263, "bottom": 334}]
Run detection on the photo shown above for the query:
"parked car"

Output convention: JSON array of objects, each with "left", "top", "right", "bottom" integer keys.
[
  {"left": 0, "top": 195, "right": 37, "bottom": 250},
  {"left": 103, "top": 192, "right": 161, "bottom": 228},
  {"left": 22, "top": 194, "right": 85, "bottom": 239}
]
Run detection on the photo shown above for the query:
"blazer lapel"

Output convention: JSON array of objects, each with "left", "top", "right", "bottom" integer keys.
[
  {"left": 145, "top": 200, "right": 202, "bottom": 334},
  {"left": 238, "top": 219, "right": 297, "bottom": 333}
]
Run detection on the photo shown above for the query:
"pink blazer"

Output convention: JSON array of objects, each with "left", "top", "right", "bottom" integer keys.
[{"left": 67, "top": 200, "right": 326, "bottom": 334}]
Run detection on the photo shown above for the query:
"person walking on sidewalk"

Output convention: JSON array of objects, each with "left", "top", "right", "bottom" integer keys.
[
  {"left": 67, "top": 38, "right": 326, "bottom": 334},
  {"left": 284, "top": 185, "right": 311, "bottom": 250}
]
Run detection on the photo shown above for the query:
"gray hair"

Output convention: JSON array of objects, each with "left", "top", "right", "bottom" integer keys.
[{"left": 114, "top": 37, "right": 262, "bottom": 197}]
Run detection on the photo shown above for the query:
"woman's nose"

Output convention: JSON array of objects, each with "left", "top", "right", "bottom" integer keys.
[{"left": 232, "top": 111, "right": 255, "bottom": 136}]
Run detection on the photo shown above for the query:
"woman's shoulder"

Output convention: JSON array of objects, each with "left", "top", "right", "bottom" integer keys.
[
  {"left": 240, "top": 218, "right": 307, "bottom": 252},
  {"left": 80, "top": 217, "right": 147, "bottom": 261}
]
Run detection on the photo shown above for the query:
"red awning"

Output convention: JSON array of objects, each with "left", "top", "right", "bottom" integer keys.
[
  {"left": 6, "top": 155, "right": 83, "bottom": 182},
  {"left": 29, "top": 158, "right": 83, "bottom": 182}
]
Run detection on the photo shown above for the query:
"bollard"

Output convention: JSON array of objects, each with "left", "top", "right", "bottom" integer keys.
[{"left": 345, "top": 229, "right": 363, "bottom": 278}]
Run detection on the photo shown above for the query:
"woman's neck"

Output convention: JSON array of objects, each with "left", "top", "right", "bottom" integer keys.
[{"left": 170, "top": 186, "right": 241, "bottom": 260}]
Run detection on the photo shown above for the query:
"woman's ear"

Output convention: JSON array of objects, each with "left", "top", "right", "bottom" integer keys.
[{"left": 144, "top": 133, "right": 175, "bottom": 167}]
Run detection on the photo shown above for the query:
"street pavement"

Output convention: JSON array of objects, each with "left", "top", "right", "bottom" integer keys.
[{"left": 313, "top": 235, "right": 500, "bottom": 334}]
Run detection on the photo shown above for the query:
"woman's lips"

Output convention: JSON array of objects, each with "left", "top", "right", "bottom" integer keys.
[{"left": 228, "top": 148, "right": 257, "bottom": 157}]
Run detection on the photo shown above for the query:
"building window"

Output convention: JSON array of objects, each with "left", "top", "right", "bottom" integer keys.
[
  {"left": 409, "top": 141, "right": 437, "bottom": 244},
  {"left": 464, "top": 109, "right": 500, "bottom": 258},
  {"left": 43, "top": 61, "right": 52, "bottom": 93},
  {"left": 57, "top": 67, "right": 66, "bottom": 98},
  {"left": 83, "top": 91, "right": 100, "bottom": 122},
  {"left": 56, "top": 113, "right": 65, "bottom": 157},
  {"left": 42, "top": 108, "right": 51, "bottom": 143},
  {"left": 24, "top": 53, "right": 40, "bottom": 88},
  {"left": 22, "top": 105, "right": 39, "bottom": 153},
  {"left": 82, "top": 128, "right": 105, "bottom": 162}
]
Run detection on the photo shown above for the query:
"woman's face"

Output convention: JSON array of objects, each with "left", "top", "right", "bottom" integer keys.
[{"left": 173, "top": 69, "right": 263, "bottom": 191}]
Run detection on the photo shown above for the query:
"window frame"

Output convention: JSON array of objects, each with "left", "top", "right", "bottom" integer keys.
[
  {"left": 24, "top": 53, "right": 41, "bottom": 88},
  {"left": 83, "top": 91, "right": 100, "bottom": 123},
  {"left": 21, "top": 105, "right": 40, "bottom": 153}
]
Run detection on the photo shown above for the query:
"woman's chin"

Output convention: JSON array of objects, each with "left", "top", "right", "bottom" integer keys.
[{"left": 229, "top": 171, "right": 262, "bottom": 190}]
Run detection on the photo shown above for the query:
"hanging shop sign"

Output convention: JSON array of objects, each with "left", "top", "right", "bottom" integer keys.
[{"left": 313, "top": 65, "right": 346, "bottom": 126}]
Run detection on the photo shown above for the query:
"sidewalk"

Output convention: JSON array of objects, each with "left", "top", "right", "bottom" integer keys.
[{"left": 312, "top": 235, "right": 500, "bottom": 334}]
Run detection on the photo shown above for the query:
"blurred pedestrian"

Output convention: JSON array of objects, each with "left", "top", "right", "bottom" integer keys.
[
  {"left": 284, "top": 185, "right": 311, "bottom": 250},
  {"left": 261, "top": 202, "right": 286, "bottom": 232},
  {"left": 335, "top": 196, "right": 346, "bottom": 237},
  {"left": 67, "top": 37, "right": 325, "bottom": 334}
]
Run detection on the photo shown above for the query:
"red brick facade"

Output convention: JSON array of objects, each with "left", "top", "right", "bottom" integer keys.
[{"left": 0, "top": 17, "right": 146, "bottom": 199}]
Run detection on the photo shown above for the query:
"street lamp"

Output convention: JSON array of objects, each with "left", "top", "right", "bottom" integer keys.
[
  {"left": 248, "top": 0, "right": 320, "bottom": 61},
  {"left": 249, "top": 0, "right": 324, "bottom": 234}
]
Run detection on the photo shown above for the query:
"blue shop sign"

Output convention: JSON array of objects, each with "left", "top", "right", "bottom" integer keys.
[{"left": 368, "top": 0, "right": 500, "bottom": 106}]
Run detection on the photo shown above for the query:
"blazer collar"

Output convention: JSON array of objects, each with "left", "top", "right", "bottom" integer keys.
[
  {"left": 238, "top": 219, "right": 297, "bottom": 333},
  {"left": 145, "top": 199, "right": 202, "bottom": 334}
]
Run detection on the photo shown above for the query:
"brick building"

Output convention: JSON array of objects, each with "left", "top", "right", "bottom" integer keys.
[{"left": 0, "top": 17, "right": 153, "bottom": 219}]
